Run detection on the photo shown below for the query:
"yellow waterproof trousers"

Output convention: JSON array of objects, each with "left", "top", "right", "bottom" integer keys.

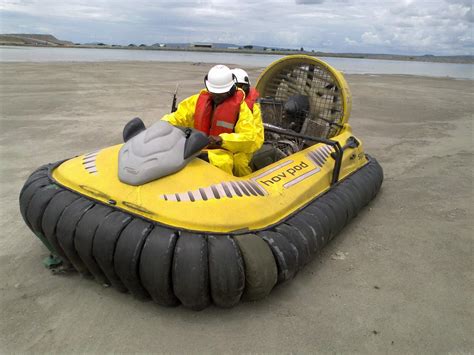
[{"left": 208, "top": 149, "right": 252, "bottom": 177}]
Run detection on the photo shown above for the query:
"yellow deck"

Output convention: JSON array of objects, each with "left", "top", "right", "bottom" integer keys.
[{"left": 52, "top": 124, "right": 367, "bottom": 233}]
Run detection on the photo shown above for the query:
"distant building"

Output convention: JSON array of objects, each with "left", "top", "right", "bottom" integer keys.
[{"left": 191, "top": 43, "right": 213, "bottom": 48}]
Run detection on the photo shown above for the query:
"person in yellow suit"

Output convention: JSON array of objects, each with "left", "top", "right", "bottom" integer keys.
[
  {"left": 162, "top": 65, "right": 263, "bottom": 176},
  {"left": 231, "top": 67, "right": 264, "bottom": 144}
]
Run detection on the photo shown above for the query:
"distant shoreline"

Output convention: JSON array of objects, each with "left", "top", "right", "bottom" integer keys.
[{"left": 1, "top": 43, "right": 473, "bottom": 64}]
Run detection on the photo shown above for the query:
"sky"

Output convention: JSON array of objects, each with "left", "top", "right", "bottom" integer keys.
[{"left": 0, "top": 0, "right": 472, "bottom": 55}]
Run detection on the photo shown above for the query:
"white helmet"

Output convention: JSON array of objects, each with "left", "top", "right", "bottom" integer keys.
[
  {"left": 205, "top": 65, "right": 236, "bottom": 93},
  {"left": 231, "top": 68, "right": 250, "bottom": 85}
]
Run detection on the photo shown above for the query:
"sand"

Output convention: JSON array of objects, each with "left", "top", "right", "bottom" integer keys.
[{"left": 0, "top": 61, "right": 472, "bottom": 353}]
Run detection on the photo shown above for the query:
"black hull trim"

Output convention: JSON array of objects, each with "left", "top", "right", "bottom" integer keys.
[{"left": 19, "top": 157, "right": 383, "bottom": 310}]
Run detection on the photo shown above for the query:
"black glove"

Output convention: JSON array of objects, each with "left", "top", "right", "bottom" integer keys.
[{"left": 208, "top": 135, "right": 223, "bottom": 149}]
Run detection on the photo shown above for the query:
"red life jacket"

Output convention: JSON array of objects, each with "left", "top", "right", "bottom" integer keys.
[
  {"left": 194, "top": 90, "right": 244, "bottom": 136},
  {"left": 245, "top": 87, "right": 260, "bottom": 111}
]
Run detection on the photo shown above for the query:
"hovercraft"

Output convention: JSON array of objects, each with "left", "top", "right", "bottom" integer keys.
[{"left": 19, "top": 55, "right": 383, "bottom": 310}]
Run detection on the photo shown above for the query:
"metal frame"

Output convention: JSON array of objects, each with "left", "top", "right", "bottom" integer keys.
[{"left": 263, "top": 123, "right": 343, "bottom": 185}]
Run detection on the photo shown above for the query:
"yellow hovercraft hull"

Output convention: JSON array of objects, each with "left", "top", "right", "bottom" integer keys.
[{"left": 52, "top": 124, "right": 366, "bottom": 233}]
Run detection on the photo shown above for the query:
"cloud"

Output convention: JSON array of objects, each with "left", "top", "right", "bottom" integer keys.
[
  {"left": 466, "top": 7, "right": 473, "bottom": 22},
  {"left": 344, "top": 37, "right": 357, "bottom": 45},
  {"left": 444, "top": 0, "right": 471, "bottom": 5},
  {"left": 344, "top": 0, "right": 472, "bottom": 54},
  {"left": 295, "top": 0, "right": 325, "bottom": 4},
  {"left": 361, "top": 32, "right": 391, "bottom": 45}
]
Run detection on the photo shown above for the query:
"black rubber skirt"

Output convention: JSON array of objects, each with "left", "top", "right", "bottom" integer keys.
[{"left": 19, "top": 156, "right": 383, "bottom": 310}]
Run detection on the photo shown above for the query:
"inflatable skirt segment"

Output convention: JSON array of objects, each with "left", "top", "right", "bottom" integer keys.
[{"left": 19, "top": 156, "right": 383, "bottom": 310}]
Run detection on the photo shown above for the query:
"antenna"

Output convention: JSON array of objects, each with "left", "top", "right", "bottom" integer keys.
[{"left": 171, "top": 83, "right": 179, "bottom": 113}]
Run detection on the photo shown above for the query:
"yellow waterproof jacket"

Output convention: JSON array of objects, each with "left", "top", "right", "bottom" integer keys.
[{"left": 162, "top": 89, "right": 263, "bottom": 155}]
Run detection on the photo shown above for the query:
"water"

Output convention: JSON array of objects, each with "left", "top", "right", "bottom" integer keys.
[{"left": 1, "top": 46, "right": 472, "bottom": 80}]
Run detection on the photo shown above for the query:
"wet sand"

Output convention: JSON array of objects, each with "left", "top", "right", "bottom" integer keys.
[{"left": 0, "top": 62, "right": 472, "bottom": 353}]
